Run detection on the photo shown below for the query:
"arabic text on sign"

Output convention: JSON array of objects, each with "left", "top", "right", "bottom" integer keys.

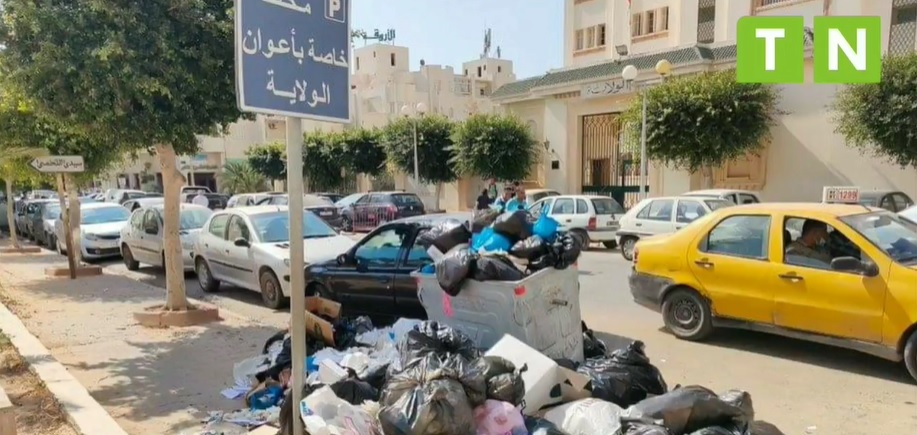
[
  {"left": 260, "top": 0, "right": 312, "bottom": 14},
  {"left": 582, "top": 79, "right": 631, "bottom": 98},
  {"left": 265, "top": 70, "right": 332, "bottom": 107},
  {"left": 241, "top": 28, "right": 349, "bottom": 68}
]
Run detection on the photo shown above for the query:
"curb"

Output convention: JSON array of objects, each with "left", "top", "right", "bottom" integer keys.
[{"left": 0, "top": 302, "right": 129, "bottom": 435}]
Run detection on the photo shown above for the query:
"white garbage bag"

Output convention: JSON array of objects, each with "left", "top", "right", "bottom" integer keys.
[
  {"left": 543, "top": 398, "right": 623, "bottom": 435},
  {"left": 300, "top": 386, "right": 381, "bottom": 435}
]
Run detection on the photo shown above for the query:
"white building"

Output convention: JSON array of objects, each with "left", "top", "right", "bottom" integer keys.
[{"left": 494, "top": 0, "right": 917, "bottom": 207}]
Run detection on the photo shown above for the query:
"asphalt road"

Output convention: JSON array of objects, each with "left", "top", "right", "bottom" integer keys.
[{"left": 94, "top": 245, "right": 917, "bottom": 435}]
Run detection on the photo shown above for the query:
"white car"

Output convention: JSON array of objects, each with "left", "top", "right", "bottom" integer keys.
[
  {"left": 900, "top": 205, "right": 917, "bottom": 227},
  {"left": 55, "top": 203, "right": 131, "bottom": 260},
  {"left": 193, "top": 206, "right": 356, "bottom": 308},
  {"left": 616, "top": 195, "right": 734, "bottom": 261},
  {"left": 120, "top": 204, "right": 213, "bottom": 272},
  {"left": 122, "top": 197, "right": 165, "bottom": 213},
  {"left": 681, "top": 189, "right": 761, "bottom": 205},
  {"left": 528, "top": 194, "right": 625, "bottom": 249},
  {"left": 227, "top": 192, "right": 283, "bottom": 208}
]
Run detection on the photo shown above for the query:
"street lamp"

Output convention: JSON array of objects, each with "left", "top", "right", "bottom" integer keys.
[
  {"left": 622, "top": 59, "right": 671, "bottom": 200},
  {"left": 400, "top": 102, "right": 427, "bottom": 190}
]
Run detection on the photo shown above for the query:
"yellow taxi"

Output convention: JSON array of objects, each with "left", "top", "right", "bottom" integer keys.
[{"left": 629, "top": 202, "right": 917, "bottom": 381}]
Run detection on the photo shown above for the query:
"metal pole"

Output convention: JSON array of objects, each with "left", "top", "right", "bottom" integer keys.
[
  {"left": 286, "top": 117, "right": 306, "bottom": 435},
  {"left": 412, "top": 119, "right": 419, "bottom": 189},
  {"left": 639, "top": 90, "right": 648, "bottom": 200}
]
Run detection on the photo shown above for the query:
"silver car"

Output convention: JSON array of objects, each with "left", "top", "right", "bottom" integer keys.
[
  {"left": 193, "top": 206, "right": 356, "bottom": 308},
  {"left": 120, "top": 204, "right": 213, "bottom": 272},
  {"left": 55, "top": 203, "right": 131, "bottom": 260}
]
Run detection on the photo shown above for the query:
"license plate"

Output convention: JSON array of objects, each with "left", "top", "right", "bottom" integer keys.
[{"left": 320, "top": 211, "right": 332, "bottom": 216}]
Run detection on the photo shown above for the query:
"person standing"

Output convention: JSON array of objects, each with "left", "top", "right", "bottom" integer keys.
[
  {"left": 192, "top": 191, "right": 210, "bottom": 208},
  {"left": 504, "top": 187, "right": 529, "bottom": 212},
  {"left": 475, "top": 189, "right": 492, "bottom": 211},
  {"left": 493, "top": 186, "right": 514, "bottom": 212}
]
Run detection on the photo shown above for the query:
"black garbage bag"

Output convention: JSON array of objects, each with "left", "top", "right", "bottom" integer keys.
[
  {"left": 419, "top": 218, "right": 472, "bottom": 253},
  {"left": 509, "top": 235, "right": 548, "bottom": 260},
  {"left": 472, "top": 209, "right": 501, "bottom": 233},
  {"left": 718, "top": 390, "right": 754, "bottom": 423},
  {"left": 688, "top": 427, "right": 738, "bottom": 435},
  {"left": 627, "top": 385, "right": 750, "bottom": 435},
  {"left": 492, "top": 210, "right": 532, "bottom": 242},
  {"left": 471, "top": 255, "right": 525, "bottom": 282},
  {"left": 555, "top": 232, "right": 583, "bottom": 269},
  {"left": 553, "top": 358, "right": 580, "bottom": 370},
  {"left": 582, "top": 321, "right": 608, "bottom": 359},
  {"left": 399, "top": 321, "right": 481, "bottom": 367},
  {"left": 383, "top": 352, "right": 487, "bottom": 408},
  {"left": 524, "top": 416, "right": 571, "bottom": 435},
  {"left": 434, "top": 248, "right": 477, "bottom": 296},
  {"left": 360, "top": 362, "right": 391, "bottom": 391},
  {"left": 379, "top": 376, "right": 476, "bottom": 435},
  {"left": 621, "top": 419, "right": 672, "bottom": 435},
  {"left": 330, "top": 369, "right": 379, "bottom": 405},
  {"left": 527, "top": 249, "right": 557, "bottom": 272},
  {"left": 577, "top": 341, "right": 667, "bottom": 407},
  {"left": 331, "top": 316, "right": 375, "bottom": 349},
  {"left": 261, "top": 329, "right": 287, "bottom": 354},
  {"left": 749, "top": 421, "right": 786, "bottom": 435},
  {"left": 472, "top": 355, "right": 526, "bottom": 405}
]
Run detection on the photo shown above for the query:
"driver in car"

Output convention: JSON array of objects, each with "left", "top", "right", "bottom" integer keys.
[{"left": 786, "top": 219, "right": 833, "bottom": 265}]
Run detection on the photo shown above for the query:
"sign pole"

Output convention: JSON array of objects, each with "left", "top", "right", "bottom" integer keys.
[{"left": 287, "top": 117, "right": 306, "bottom": 435}]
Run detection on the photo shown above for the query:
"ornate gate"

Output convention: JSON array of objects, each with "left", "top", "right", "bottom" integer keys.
[{"left": 580, "top": 113, "right": 645, "bottom": 208}]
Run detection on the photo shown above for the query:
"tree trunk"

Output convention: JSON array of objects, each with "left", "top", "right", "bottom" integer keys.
[
  {"left": 433, "top": 183, "right": 443, "bottom": 212},
  {"left": 4, "top": 179, "right": 19, "bottom": 249},
  {"left": 701, "top": 166, "right": 714, "bottom": 189},
  {"left": 65, "top": 175, "right": 82, "bottom": 265},
  {"left": 157, "top": 144, "right": 189, "bottom": 311}
]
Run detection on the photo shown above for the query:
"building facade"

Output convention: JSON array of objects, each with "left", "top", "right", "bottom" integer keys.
[{"left": 494, "top": 0, "right": 917, "bottom": 207}]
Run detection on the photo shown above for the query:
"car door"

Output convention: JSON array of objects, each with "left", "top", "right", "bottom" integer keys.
[
  {"left": 138, "top": 210, "right": 163, "bottom": 264},
  {"left": 223, "top": 215, "right": 257, "bottom": 286},
  {"left": 327, "top": 225, "right": 405, "bottom": 315},
  {"left": 635, "top": 198, "right": 677, "bottom": 235},
  {"left": 549, "top": 197, "right": 576, "bottom": 230},
  {"left": 879, "top": 195, "right": 897, "bottom": 212},
  {"left": 201, "top": 214, "right": 232, "bottom": 280},
  {"left": 527, "top": 198, "right": 554, "bottom": 220},
  {"left": 123, "top": 209, "right": 144, "bottom": 257},
  {"left": 686, "top": 213, "right": 776, "bottom": 324},
  {"left": 891, "top": 193, "right": 913, "bottom": 212},
  {"left": 673, "top": 198, "right": 709, "bottom": 231},
  {"left": 738, "top": 193, "right": 759, "bottom": 205},
  {"left": 392, "top": 227, "right": 433, "bottom": 319},
  {"left": 772, "top": 214, "right": 886, "bottom": 342}
]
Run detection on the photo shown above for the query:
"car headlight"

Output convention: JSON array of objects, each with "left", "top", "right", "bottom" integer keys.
[
  {"left": 283, "top": 258, "right": 290, "bottom": 267},
  {"left": 84, "top": 233, "right": 99, "bottom": 241}
]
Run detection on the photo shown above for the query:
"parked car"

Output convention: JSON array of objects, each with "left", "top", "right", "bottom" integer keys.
[
  {"left": 103, "top": 189, "right": 147, "bottom": 204},
  {"left": 255, "top": 194, "right": 342, "bottom": 229},
  {"left": 682, "top": 189, "right": 761, "bottom": 205},
  {"left": 853, "top": 190, "right": 913, "bottom": 213},
  {"left": 120, "top": 204, "right": 213, "bottom": 272},
  {"left": 13, "top": 200, "right": 30, "bottom": 237},
  {"left": 304, "top": 214, "right": 470, "bottom": 320},
  {"left": 34, "top": 203, "right": 61, "bottom": 247},
  {"left": 335, "top": 193, "right": 367, "bottom": 232},
  {"left": 227, "top": 192, "right": 282, "bottom": 208},
  {"left": 23, "top": 199, "right": 56, "bottom": 240},
  {"left": 527, "top": 188, "right": 562, "bottom": 203},
  {"left": 182, "top": 192, "right": 229, "bottom": 210},
  {"left": 313, "top": 192, "right": 344, "bottom": 204},
  {"left": 629, "top": 202, "right": 917, "bottom": 381},
  {"left": 122, "top": 197, "right": 165, "bottom": 212},
  {"left": 55, "top": 203, "right": 131, "bottom": 260},
  {"left": 900, "top": 205, "right": 917, "bottom": 228},
  {"left": 616, "top": 195, "right": 734, "bottom": 260},
  {"left": 26, "top": 190, "right": 56, "bottom": 200},
  {"left": 527, "top": 195, "right": 625, "bottom": 249},
  {"left": 193, "top": 206, "right": 355, "bottom": 308},
  {"left": 347, "top": 191, "right": 425, "bottom": 232}
]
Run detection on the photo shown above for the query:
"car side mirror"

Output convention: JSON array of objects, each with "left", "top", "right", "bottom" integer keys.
[
  {"left": 830, "top": 256, "right": 878, "bottom": 276},
  {"left": 336, "top": 253, "right": 350, "bottom": 265},
  {"left": 862, "top": 261, "right": 880, "bottom": 277},
  {"left": 233, "top": 237, "right": 250, "bottom": 247}
]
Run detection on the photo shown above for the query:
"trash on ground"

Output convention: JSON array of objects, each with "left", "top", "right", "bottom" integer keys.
[
  {"left": 473, "top": 399, "right": 526, "bottom": 434},
  {"left": 543, "top": 398, "right": 624, "bottom": 435},
  {"left": 576, "top": 340, "right": 668, "bottom": 407},
  {"left": 622, "top": 385, "right": 754, "bottom": 435},
  {"left": 300, "top": 385, "right": 381, "bottom": 435}
]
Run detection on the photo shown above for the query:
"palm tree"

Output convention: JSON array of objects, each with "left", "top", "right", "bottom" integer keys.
[
  {"left": 219, "top": 160, "right": 268, "bottom": 195},
  {"left": 1, "top": 147, "right": 49, "bottom": 249}
]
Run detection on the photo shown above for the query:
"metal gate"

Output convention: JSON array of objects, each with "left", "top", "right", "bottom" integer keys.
[{"left": 580, "top": 113, "right": 645, "bottom": 208}]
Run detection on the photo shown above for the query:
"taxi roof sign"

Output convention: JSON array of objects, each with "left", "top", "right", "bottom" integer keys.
[{"left": 822, "top": 186, "right": 860, "bottom": 204}]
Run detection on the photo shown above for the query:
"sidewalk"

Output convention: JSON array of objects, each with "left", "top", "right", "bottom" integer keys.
[{"left": 0, "top": 247, "right": 278, "bottom": 434}]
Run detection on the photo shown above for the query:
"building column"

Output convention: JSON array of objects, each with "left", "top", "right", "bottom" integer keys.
[{"left": 543, "top": 98, "right": 569, "bottom": 193}]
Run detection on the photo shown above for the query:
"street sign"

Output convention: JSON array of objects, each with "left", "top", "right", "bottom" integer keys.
[
  {"left": 29, "top": 156, "right": 85, "bottom": 173},
  {"left": 822, "top": 186, "right": 860, "bottom": 204},
  {"left": 235, "top": 0, "right": 352, "bottom": 122}
]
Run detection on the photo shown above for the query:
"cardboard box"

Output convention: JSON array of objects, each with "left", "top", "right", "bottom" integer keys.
[
  {"left": 485, "top": 334, "right": 590, "bottom": 414},
  {"left": 304, "top": 296, "right": 341, "bottom": 346}
]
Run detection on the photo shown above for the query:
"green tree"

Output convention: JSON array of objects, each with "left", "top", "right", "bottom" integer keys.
[
  {"left": 247, "top": 143, "right": 288, "bottom": 183},
  {"left": 0, "top": 147, "right": 47, "bottom": 249},
  {"left": 1, "top": 0, "right": 244, "bottom": 311},
  {"left": 219, "top": 160, "right": 268, "bottom": 195},
  {"left": 621, "top": 69, "right": 778, "bottom": 186},
  {"left": 381, "top": 115, "right": 457, "bottom": 210},
  {"left": 303, "top": 131, "right": 345, "bottom": 192},
  {"left": 833, "top": 54, "right": 917, "bottom": 168},
  {"left": 451, "top": 113, "right": 539, "bottom": 181},
  {"left": 337, "top": 128, "right": 387, "bottom": 177}
]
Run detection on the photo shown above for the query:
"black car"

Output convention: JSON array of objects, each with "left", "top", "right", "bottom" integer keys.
[
  {"left": 302, "top": 213, "right": 468, "bottom": 321},
  {"left": 314, "top": 192, "right": 344, "bottom": 204}
]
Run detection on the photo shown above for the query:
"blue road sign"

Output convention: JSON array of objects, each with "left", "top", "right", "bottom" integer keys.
[{"left": 235, "top": 0, "right": 351, "bottom": 122}]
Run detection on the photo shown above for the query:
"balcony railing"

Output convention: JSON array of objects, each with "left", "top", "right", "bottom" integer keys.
[
  {"left": 454, "top": 77, "right": 472, "bottom": 95},
  {"left": 753, "top": 0, "right": 806, "bottom": 9},
  {"left": 889, "top": 2, "right": 917, "bottom": 56}
]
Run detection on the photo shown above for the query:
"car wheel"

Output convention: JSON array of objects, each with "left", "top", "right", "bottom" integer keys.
[
  {"left": 620, "top": 236, "right": 638, "bottom": 261},
  {"left": 602, "top": 241, "right": 617, "bottom": 250},
  {"left": 904, "top": 330, "right": 917, "bottom": 383},
  {"left": 260, "top": 270, "right": 288, "bottom": 309},
  {"left": 48, "top": 235, "right": 57, "bottom": 252},
  {"left": 342, "top": 215, "right": 353, "bottom": 232},
  {"left": 122, "top": 244, "right": 140, "bottom": 271},
  {"left": 35, "top": 233, "right": 44, "bottom": 246},
  {"left": 662, "top": 288, "right": 714, "bottom": 341},
  {"left": 307, "top": 282, "right": 333, "bottom": 300},
  {"left": 195, "top": 257, "right": 220, "bottom": 293}
]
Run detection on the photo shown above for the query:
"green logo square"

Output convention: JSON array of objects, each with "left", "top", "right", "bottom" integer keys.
[
  {"left": 737, "top": 16, "right": 805, "bottom": 84},
  {"left": 813, "top": 16, "right": 881, "bottom": 84}
]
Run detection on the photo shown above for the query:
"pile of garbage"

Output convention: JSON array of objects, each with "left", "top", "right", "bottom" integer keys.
[
  {"left": 212, "top": 320, "right": 787, "bottom": 435},
  {"left": 417, "top": 209, "right": 583, "bottom": 295}
]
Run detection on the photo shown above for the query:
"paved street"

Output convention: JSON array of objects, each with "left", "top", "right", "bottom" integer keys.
[{"left": 88, "top": 244, "right": 917, "bottom": 435}]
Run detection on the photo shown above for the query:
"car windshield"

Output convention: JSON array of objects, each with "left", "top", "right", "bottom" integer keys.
[
  {"left": 591, "top": 198, "right": 625, "bottom": 215},
  {"left": 81, "top": 206, "right": 130, "bottom": 224},
  {"left": 705, "top": 199, "right": 733, "bottom": 211},
  {"left": 250, "top": 211, "right": 337, "bottom": 243},
  {"left": 840, "top": 212, "right": 917, "bottom": 265},
  {"left": 179, "top": 208, "right": 213, "bottom": 230},
  {"left": 336, "top": 193, "right": 363, "bottom": 207},
  {"left": 391, "top": 194, "right": 422, "bottom": 206},
  {"left": 124, "top": 192, "right": 147, "bottom": 200},
  {"left": 45, "top": 206, "right": 61, "bottom": 219}
]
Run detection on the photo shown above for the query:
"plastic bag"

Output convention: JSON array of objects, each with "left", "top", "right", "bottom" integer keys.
[
  {"left": 472, "top": 255, "right": 525, "bottom": 282},
  {"left": 689, "top": 427, "right": 740, "bottom": 435},
  {"left": 473, "top": 400, "right": 526, "bottom": 435},
  {"left": 473, "top": 356, "right": 526, "bottom": 406},
  {"left": 330, "top": 372, "right": 379, "bottom": 405},
  {"left": 360, "top": 362, "right": 391, "bottom": 391},
  {"left": 621, "top": 419, "right": 672, "bottom": 435},
  {"left": 492, "top": 211, "right": 533, "bottom": 242},
  {"left": 718, "top": 390, "right": 754, "bottom": 423},
  {"left": 472, "top": 209, "right": 501, "bottom": 233},
  {"left": 301, "top": 386, "right": 380, "bottom": 435},
  {"left": 527, "top": 249, "right": 557, "bottom": 272},
  {"left": 577, "top": 341, "right": 667, "bottom": 407},
  {"left": 544, "top": 398, "right": 623, "bottom": 435},
  {"left": 624, "top": 385, "right": 750, "bottom": 435},
  {"left": 532, "top": 213, "right": 560, "bottom": 242},
  {"left": 749, "top": 421, "right": 786, "bottom": 435},
  {"left": 524, "top": 416, "right": 570, "bottom": 435},
  {"left": 399, "top": 321, "right": 481, "bottom": 367},
  {"left": 247, "top": 383, "right": 284, "bottom": 410},
  {"left": 555, "top": 233, "right": 582, "bottom": 269},
  {"left": 420, "top": 219, "right": 472, "bottom": 253},
  {"left": 509, "top": 235, "right": 548, "bottom": 260},
  {"left": 435, "top": 248, "right": 477, "bottom": 296},
  {"left": 581, "top": 322, "right": 608, "bottom": 359},
  {"left": 379, "top": 377, "right": 476, "bottom": 435},
  {"left": 472, "top": 228, "right": 513, "bottom": 253}
]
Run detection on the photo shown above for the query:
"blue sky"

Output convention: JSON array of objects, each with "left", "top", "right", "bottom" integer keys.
[{"left": 351, "top": 0, "right": 564, "bottom": 78}]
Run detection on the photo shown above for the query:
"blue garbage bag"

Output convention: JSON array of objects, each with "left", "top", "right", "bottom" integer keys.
[
  {"left": 472, "top": 227, "right": 512, "bottom": 253},
  {"left": 532, "top": 213, "right": 560, "bottom": 241},
  {"left": 420, "top": 263, "right": 435, "bottom": 274},
  {"left": 249, "top": 384, "right": 284, "bottom": 410}
]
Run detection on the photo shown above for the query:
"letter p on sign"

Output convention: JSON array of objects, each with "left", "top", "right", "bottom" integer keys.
[{"left": 325, "top": 0, "right": 345, "bottom": 23}]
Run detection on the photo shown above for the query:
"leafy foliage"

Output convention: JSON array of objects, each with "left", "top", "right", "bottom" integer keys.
[
  {"left": 621, "top": 69, "right": 778, "bottom": 172},
  {"left": 833, "top": 54, "right": 917, "bottom": 168},
  {"left": 381, "top": 115, "right": 458, "bottom": 185},
  {"left": 451, "top": 113, "right": 539, "bottom": 181},
  {"left": 247, "top": 143, "right": 288, "bottom": 182},
  {"left": 303, "top": 132, "right": 344, "bottom": 192},
  {"left": 219, "top": 160, "right": 268, "bottom": 194},
  {"left": 337, "top": 128, "right": 387, "bottom": 176}
]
